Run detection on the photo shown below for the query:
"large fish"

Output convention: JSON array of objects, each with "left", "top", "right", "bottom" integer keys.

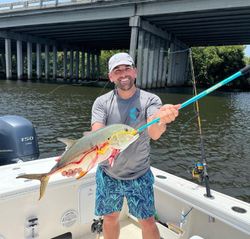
[{"left": 16, "top": 124, "right": 139, "bottom": 200}]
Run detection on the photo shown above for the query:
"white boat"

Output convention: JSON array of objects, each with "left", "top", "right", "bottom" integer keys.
[{"left": 0, "top": 157, "right": 249, "bottom": 239}]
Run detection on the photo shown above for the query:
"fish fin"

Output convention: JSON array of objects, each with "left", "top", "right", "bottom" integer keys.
[
  {"left": 86, "top": 152, "right": 98, "bottom": 171},
  {"left": 76, "top": 171, "right": 88, "bottom": 180},
  {"left": 83, "top": 131, "right": 91, "bottom": 136},
  {"left": 108, "top": 157, "right": 115, "bottom": 167},
  {"left": 57, "top": 138, "right": 77, "bottom": 149},
  {"left": 39, "top": 175, "right": 50, "bottom": 200},
  {"left": 97, "top": 142, "right": 109, "bottom": 155},
  {"left": 55, "top": 156, "right": 61, "bottom": 162},
  {"left": 16, "top": 173, "right": 50, "bottom": 200},
  {"left": 107, "top": 149, "right": 120, "bottom": 167}
]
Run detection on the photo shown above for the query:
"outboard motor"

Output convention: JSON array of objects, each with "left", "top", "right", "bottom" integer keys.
[{"left": 0, "top": 115, "right": 39, "bottom": 166}]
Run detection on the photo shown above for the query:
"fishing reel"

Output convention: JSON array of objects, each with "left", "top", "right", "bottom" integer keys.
[
  {"left": 192, "top": 162, "right": 204, "bottom": 182},
  {"left": 91, "top": 217, "right": 103, "bottom": 234}
]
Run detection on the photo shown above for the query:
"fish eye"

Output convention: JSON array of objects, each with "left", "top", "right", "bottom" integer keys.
[
  {"left": 108, "top": 137, "right": 110, "bottom": 140},
  {"left": 124, "top": 128, "right": 128, "bottom": 132}
]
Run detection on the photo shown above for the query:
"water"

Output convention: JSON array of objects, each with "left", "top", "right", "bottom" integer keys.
[{"left": 0, "top": 80, "right": 249, "bottom": 203}]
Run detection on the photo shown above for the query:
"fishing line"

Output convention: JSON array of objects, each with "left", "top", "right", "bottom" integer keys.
[
  {"left": 177, "top": 112, "right": 199, "bottom": 170},
  {"left": 188, "top": 48, "right": 212, "bottom": 197},
  {"left": 47, "top": 84, "right": 68, "bottom": 95},
  {"left": 97, "top": 80, "right": 112, "bottom": 98}
]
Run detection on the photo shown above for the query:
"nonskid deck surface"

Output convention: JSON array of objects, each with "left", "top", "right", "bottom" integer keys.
[
  {"left": 84, "top": 217, "right": 141, "bottom": 239},
  {"left": 85, "top": 216, "right": 180, "bottom": 239},
  {"left": 100, "top": 217, "right": 142, "bottom": 239}
]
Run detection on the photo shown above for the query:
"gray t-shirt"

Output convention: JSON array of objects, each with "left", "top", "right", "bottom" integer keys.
[{"left": 91, "top": 88, "right": 162, "bottom": 180}]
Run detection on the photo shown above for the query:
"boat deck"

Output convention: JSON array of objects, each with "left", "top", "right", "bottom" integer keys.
[
  {"left": 86, "top": 215, "right": 181, "bottom": 239},
  {"left": 101, "top": 217, "right": 142, "bottom": 239},
  {"left": 1, "top": 160, "right": 249, "bottom": 239}
]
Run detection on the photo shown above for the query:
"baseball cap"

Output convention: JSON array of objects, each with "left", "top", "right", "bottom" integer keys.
[{"left": 108, "top": 52, "right": 135, "bottom": 72}]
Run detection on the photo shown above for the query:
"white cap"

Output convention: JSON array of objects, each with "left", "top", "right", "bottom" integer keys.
[{"left": 108, "top": 52, "right": 134, "bottom": 72}]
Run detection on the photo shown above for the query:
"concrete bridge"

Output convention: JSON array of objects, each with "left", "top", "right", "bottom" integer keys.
[{"left": 0, "top": 0, "right": 250, "bottom": 88}]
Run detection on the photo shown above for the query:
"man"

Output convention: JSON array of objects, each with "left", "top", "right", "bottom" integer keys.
[{"left": 63, "top": 52, "right": 180, "bottom": 239}]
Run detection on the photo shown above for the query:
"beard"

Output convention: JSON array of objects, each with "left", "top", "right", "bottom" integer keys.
[{"left": 115, "top": 76, "right": 135, "bottom": 91}]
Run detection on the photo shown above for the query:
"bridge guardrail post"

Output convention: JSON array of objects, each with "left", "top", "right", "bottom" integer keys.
[{"left": 24, "top": 1, "right": 28, "bottom": 8}]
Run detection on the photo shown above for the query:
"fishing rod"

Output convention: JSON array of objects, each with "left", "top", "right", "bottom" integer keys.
[
  {"left": 137, "top": 65, "right": 250, "bottom": 133},
  {"left": 188, "top": 48, "right": 211, "bottom": 198}
]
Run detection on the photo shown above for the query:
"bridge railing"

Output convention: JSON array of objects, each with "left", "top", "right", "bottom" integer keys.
[{"left": 0, "top": 0, "right": 109, "bottom": 12}]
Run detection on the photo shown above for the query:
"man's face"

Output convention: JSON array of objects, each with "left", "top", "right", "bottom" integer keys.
[{"left": 109, "top": 65, "right": 137, "bottom": 91}]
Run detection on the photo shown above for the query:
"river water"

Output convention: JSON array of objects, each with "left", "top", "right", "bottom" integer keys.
[{"left": 0, "top": 80, "right": 249, "bottom": 203}]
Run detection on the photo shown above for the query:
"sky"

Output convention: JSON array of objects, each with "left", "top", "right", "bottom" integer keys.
[
  {"left": 245, "top": 45, "right": 250, "bottom": 57},
  {"left": 0, "top": 0, "right": 18, "bottom": 2}
]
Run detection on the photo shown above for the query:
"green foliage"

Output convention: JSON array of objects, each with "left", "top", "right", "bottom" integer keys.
[
  {"left": 99, "top": 50, "right": 127, "bottom": 78},
  {"left": 191, "top": 46, "right": 246, "bottom": 88},
  {"left": 244, "top": 56, "right": 250, "bottom": 65}
]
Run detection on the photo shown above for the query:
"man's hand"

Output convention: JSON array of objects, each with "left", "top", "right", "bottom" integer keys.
[
  {"left": 61, "top": 168, "right": 82, "bottom": 177},
  {"left": 147, "top": 104, "right": 180, "bottom": 140},
  {"left": 61, "top": 122, "right": 105, "bottom": 177},
  {"left": 156, "top": 104, "right": 180, "bottom": 125}
]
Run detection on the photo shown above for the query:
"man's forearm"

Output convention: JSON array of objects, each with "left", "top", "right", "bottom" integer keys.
[
  {"left": 147, "top": 115, "right": 166, "bottom": 140},
  {"left": 147, "top": 104, "right": 180, "bottom": 140}
]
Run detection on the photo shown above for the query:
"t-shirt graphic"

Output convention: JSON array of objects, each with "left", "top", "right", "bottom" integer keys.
[{"left": 129, "top": 107, "right": 140, "bottom": 124}]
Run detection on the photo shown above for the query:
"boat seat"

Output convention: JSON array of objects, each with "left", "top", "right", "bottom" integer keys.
[{"left": 189, "top": 236, "right": 205, "bottom": 239}]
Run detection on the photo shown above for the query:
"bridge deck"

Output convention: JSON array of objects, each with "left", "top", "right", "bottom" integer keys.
[{"left": 0, "top": 0, "right": 250, "bottom": 49}]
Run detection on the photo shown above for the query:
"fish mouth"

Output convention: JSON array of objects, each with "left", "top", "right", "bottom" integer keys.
[{"left": 130, "top": 129, "right": 138, "bottom": 136}]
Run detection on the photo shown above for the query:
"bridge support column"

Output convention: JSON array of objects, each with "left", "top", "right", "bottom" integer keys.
[
  {"left": 27, "top": 42, "right": 33, "bottom": 80},
  {"left": 135, "top": 28, "right": 144, "bottom": 88},
  {"left": 86, "top": 50, "right": 90, "bottom": 80},
  {"left": 91, "top": 51, "right": 95, "bottom": 79},
  {"left": 69, "top": 49, "right": 74, "bottom": 81},
  {"left": 141, "top": 31, "right": 150, "bottom": 89},
  {"left": 167, "top": 39, "right": 189, "bottom": 86},
  {"left": 36, "top": 43, "right": 42, "bottom": 80},
  {"left": 146, "top": 35, "right": 155, "bottom": 89},
  {"left": 81, "top": 50, "right": 85, "bottom": 80},
  {"left": 129, "top": 16, "right": 140, "bottom": 61},
  {"left": 129, "top": 17, "right": 190, "bottom": 88},
  {"left": 63, "top": 48, "right": 67, "bottom": 81},
  {"left": 96, "top": 50, "right": 100, "bottom": 80},
  {"left": 156, "top": 39, "right": 164, "bottom": 88},
  {"left": 16, "top": 40, "right": 24, "bottom": 80},
  {"left": 152, "top": 37, "right": 160, "bottom": 88},
  {"left": 45, "top": 44, "right": 50, "bottom": 80},
  {"left": 75, "top": 50, "right": 79, "bottom": 82},
  {"left": 0, "top": 51, "right": 5, "bottom": 74},
  {"left": 161, "top": 41, "right": 169, "bottom": 87},
  {"left": 5, "top": 38, "right": 12, "bottom": 80},
  {"left": 129, "top": 17, "right": 170, "bottom": 89},
  {"left": 53, "top": 45, "right": 57, "bottom": 81}
]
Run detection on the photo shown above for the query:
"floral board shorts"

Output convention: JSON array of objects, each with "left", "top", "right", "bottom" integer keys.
[{"left": 95, "top": 166, "right": 156, "bottom": 220}]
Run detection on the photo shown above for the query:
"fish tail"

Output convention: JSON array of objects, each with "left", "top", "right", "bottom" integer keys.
[{"left": 16, "top": 173, "right": 50, "bottom": 200}]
